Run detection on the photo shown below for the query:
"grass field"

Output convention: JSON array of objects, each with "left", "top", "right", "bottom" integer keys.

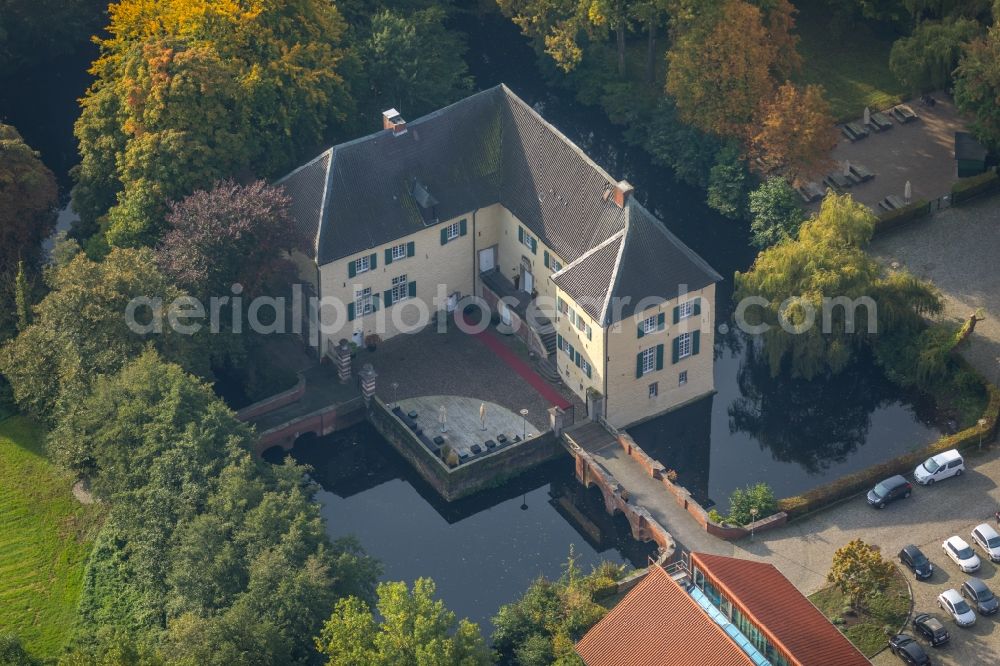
[
  {"left": 795, "top": 1, "right": 907, "bottom": 121},
  {"left": 810, "top": 569, "right": 910, "bottom": 656},
  {"left": 0, "top": 416, "right": 105, "bottom": 658}
]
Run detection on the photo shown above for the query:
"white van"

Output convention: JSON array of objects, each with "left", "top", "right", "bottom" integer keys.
[{"left": 914, "top": 449, "right": 965, "bottom": 485}]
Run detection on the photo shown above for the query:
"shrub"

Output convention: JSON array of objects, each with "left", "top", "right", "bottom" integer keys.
[
  {"left": 874, "top": 199, "right": 930, "bottom": 234},
  {"left": 951, "top": 169, "right": 1000, "bottom": 204},
  {"left": 727, "top": 483, "right": 776, "bottom": 525},
  {"left": 707, "top": 508, "right": 726, "bottom": 525}
]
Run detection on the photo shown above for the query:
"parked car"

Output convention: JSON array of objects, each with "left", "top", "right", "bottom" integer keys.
[
  {"left": 888, "top": 634, "right": 931, "bottom": 665},
  {"left": 971, "top": 523, "right": 1000, "bottom": 562},
  {"left": 867, "top": 475, "right": 912, "bottom": 508},
  {"left": 938, "top": 588, "right": 977, "bottom": 626},
  {"left": 961, "top": 578, "right": 999, "bottom": 615},
  {"left": 914, "top": 449, "right": 964, "bottom": 485},
  {"left": 912, "top": 613, "right": 950, "bottom": 646},
  {"left": 899, "top": 544, "right": 934, "bottom": 580},
  {"left": 943, "top": 536, "right": 982, "bottom": 572}
]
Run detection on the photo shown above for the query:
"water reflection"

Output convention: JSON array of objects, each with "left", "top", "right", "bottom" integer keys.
[{"left": 266, "top": 423, "right": 656, "bottom": 631}]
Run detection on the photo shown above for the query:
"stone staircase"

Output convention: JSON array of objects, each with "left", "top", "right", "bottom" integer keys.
[
  {"left": 539, "top": 329, "right": 557, "bottom": 355},
  {"left": 536, "top": 353, "right": 561, "bottom": 383}
]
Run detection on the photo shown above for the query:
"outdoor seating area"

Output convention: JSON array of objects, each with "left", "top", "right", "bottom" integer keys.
[
  {"left": 799, "top": 161, "right": 877, "bottom": 202},
  {"left": 392, "top": 395, "right": 541, "bottom": 467}
]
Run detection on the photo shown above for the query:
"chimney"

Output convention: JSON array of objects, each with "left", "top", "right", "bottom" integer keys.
[
  {"left": 382, "top": 108, "right": 407, "bottom": 136},
  {"left": 612, "top": 179, "right": 633, "bottom": 208}
]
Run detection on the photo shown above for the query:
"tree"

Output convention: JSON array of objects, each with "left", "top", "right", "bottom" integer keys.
[
  {"left": 586, "top": 0, "right": 634, "bottom": 76},
  {"left": 315, "top": 578, "right": 492, "bottom": 666},
  {"left": 954, "top": 21, "right": 1000, "bottom": 150},
  {"left": 158, "top": 180, "right": 299, "bottom": 299},
  {"left": 706, "top": 143, "right": 749, "bottom": 219},
  {"left": 748, "top": 177, "right": 806, "bottom": 248},
  {"left": 666, "top": 0, "right": 779, "bottom": 138},
  {"left": 12, "top": 261, "right": 30, "bottom": 333},
  {"left": 496, "top": 0, "right": 585, "bottom": 72},
  {"left": 0, "top": 0, "right": 106, "bottom": 75},
  {"left": 734, "top": 193, "right": 941, "bottom": 379},
  {"left": 0, "top": 633, "right": 41, "bottom": 666},
  {"left": 361, "top": 7, "right": 474, "bottom": 121},
  {"left": 72, "top": 0, "right": 355, "bottom": 248},
  {"left": 492, "top": 553, "right": 623, "bottom": 665},
  {"left": 0, "top": 123, "right": 57, "bottom": 335},
  {"left": 630, "top": 0, "right": 671, "bottom": 84},
  {"left": 827, "top": 539, "right": 896, "bottom": 611},
  {"left": 0, "top": 248, "right": 209, "bottom": 420},
  {"left": 727, "top": 482, "right": 775, "bottom": 524},
  {"left": 750, "top": 83, "right": 837, "bottom": 184},
  {"left": 890, "top": 18, "right": 982, "bottom": 94}
]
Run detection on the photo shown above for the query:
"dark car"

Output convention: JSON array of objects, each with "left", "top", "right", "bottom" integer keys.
[
  {"left": 868, "top": 475, "right": 912, "bottom": 508},
  {"left": 912, "top": 613, "right": 950, "bottom": 647},
  {"left": 899, "top": 545, "right": 934, "bottom": 580},
  {"left": 961, "top": 578, "right": 999, "bottom": 615},
  {"left": 889, "top": 634, "right": 930, "bottom": 665}
]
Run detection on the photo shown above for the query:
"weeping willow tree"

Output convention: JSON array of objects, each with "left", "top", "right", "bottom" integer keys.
[{"left": 734, "top": 193, "right": 942, "bottom": 379}]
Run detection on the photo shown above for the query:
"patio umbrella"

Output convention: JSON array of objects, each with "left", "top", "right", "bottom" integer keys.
[
  {"left": 439, "top": 405, "right": 448, "bottom": 433},
  {"left": 864, "top": 107, "right": 871, "bottom": 125},
  {"left": 904, "top": 180, "right": 912, "bottom": 202},
  {"left": 480, "top": 402, "right": 487, "bottom": 431}
]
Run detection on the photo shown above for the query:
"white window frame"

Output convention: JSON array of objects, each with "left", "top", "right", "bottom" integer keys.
[
  {"left": 551, "top": 258, "right": 562, "bottom": 272},
  {"left": 648, "top": 382, "right": 658, "bottom": 398},
  {"left": 391, "top": 274, "right": 409, "bottom": 303},
  {"left": 580, "top": 357, "right": 592, "bottom": 377},
  {"left": 560, "top": 336, "right": 574, "bottom": 357},
  {"left": 678, "top": 300, "right": 695, "bottom": 320},
  {"left": 355, "top": 287, "right": 374, "bottom": 317},
  {"left": 641, "top": 315, "right": 658, "bottom": 335},
  {"left": 677, "top": 332, "right": 692, "bottom": 360},
  {"left": 522, "top": 229, "right": 536, "bottom": 250},
  {"left": 354, "top": 255, "right": 371, "bottom": 275},
  {"left": 390, "top": 243, "right": 407, "bottom": 261},
  {"left": 641, "top": 347, "right": 656, "bottom": 375},
  {"left": 446, "top": 222, "right": 460, "bottom": 241},
  {"left": 678, "top": 370, "right": 688, "bottom": 386}
]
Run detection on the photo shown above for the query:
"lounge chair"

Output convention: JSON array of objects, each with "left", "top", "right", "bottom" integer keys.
[
  {"left": 846, "top": 122, "right": 869, "bottom": 139},
  {"left": 849, "top": 163, "right": 875, "bottom": 182},
  {"left": 825, "top": 172, "right": 853, "bottom": 189},
  {"left": 868, "top": 112, "right": 893, "bottom": 131},
  {"left": 892, "top": 105, "right": 918, "bottom": 123},
  {"left": 886, "top": 194, "right": 906, "bottom": 209}
]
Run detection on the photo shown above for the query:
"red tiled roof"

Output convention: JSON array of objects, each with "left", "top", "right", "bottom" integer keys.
[
  {"left": 575, "top": 566, "right": 755, "bottom": 666},
  {"left": 690, "top": 553, "right": 870, "bottom": 666}
]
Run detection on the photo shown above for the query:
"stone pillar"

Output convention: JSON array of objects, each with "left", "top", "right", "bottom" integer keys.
[
  {"left": 335, "top": 339, "right": 352, "bottom": 383},
  {"left": 586, "top": 390, "right": 604, "bottom": 422},
  {"left": 359, "top": 363, "right": 377, "bottom": 404},
  {"left": 548, "top": 406, "right": 566, "bottom": 437}
]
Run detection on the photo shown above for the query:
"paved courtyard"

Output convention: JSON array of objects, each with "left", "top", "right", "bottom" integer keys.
[
  {"left": 814, "top": 96, "right": 970, "bottom": 211},
  {"left": 870, "top": 194, "right": 1000, "bottom": 383}
]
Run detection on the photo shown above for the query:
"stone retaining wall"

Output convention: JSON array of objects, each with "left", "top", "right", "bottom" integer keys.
[
  {"left": 254, "top": 397, "right": 366, "bottom": 455},
  {"left": 236, "top": 372, "right": 306, "bottom": 421}
]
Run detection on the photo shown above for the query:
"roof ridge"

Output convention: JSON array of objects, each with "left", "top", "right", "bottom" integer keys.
[
  {"left": 599, "top": 221, "right": 629, "bottom": 325},
  {"left": 550, "top": 228, "right": 625, "bottom": 279}
]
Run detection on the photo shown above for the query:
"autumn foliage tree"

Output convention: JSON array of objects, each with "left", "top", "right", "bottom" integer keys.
[
  {"left": 72, "top": 0, "right": 354, "bottom": 249},
  {"left": 750, "top": 83, "right": 838, "bottom": 184},
  {"left": 827, "top": 539, "right": 897, "bottom": 611},
  {"left": 954, "top": 18, "right": 1000, "bottom": 150}
]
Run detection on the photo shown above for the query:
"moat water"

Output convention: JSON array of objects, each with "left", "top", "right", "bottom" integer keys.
[{"left": 1, "top": 6, "right": 946, "bottom": 630}]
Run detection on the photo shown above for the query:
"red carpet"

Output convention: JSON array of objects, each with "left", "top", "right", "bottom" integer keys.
[{"left": 461, "top": 314, "right": 573, "bottom": 410}]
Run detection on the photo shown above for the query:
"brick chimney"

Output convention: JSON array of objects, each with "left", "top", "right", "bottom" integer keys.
[
  {"left": 612, "top": 179, "right": 634, "bottom": 208},
  {"left": 382, "top": 108, "right": 407, "bottom": 136}
]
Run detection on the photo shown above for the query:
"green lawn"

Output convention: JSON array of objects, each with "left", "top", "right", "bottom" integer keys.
[
  {"left": 809, "top": 569, "right": 910, "bottom": 657},
  {"left": 795, "top": 1, "right": 907, "bottom": 121},
  {"left": 0, "top": 416, "right": 105, "bottom": 658}
]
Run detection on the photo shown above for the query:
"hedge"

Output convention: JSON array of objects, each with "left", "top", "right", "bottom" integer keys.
[
  {"left": 778, "top": 378, "right": 1000, "bottom": 518},
  {"left": 951, "top": 169, "right": 1000, "bottom": 205},
  {"left": 874, "top": 199, "right": 930, "bottom": 234}
]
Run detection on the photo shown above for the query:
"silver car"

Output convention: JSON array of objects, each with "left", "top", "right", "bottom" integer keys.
[
  {"left": 971, "top": 523, "right": 1000, "bottom": 562},
  {"left": 938, "top": 588, "right": 977, "bottom": 626}
]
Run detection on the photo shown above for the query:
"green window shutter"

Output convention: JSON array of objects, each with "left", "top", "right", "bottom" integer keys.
[
  {"left": 348, "top": 261, "right": 356, "bottom": 278},
  {"left": 636, "top": 353, "right": 643, "bottom": 378},
  {"left": 544, "top": 250, "right": 549, "bottom": 268},
  {"left": 692, "top": 330, "right": 701, "bottom": 355},
  {"left": 575, "top": 351, "right": 582, "bottom": 367},
  {"left": 408, "top": 281, "right": 416, "bottom": 298},
  {"left": 369, "top": 253, "right": 377, "bottom": 269},
  {"left": 585, "top": 363, "right": 592, "bottom": 379},
  {"left": 347, "top": 302, "right": 355, "bottom": 321},
  {"left": 671, "top": 338, "right": 680, "bottom": 364},
  {"left": 384, "top": 289, "right": 393, "bottom": 307},
  {"left": 557, "top": 334, "right": 563, "bottom": 349},
  {"left": 656, "top": 344, "right": 664, "bottom": 371},
  {"left": 672, "top": 305, "right": 680, "bottom": 324},
  {"left": 518, "top": 226, "right": 524, "bottom": 243},
  {"left": 637, "top": 324, "right": 645, "bottom": 339},
  {"left": 372, "top": 293, "right": 380, "bottom": 311},
  {"left": 459, "top": 219, "right": 467, "bottom": 236},
  {"left": 407, "top": 241, "right": 415, "bottom": 257},
  {"left": 586, "top": 325, "right": 592, "bottom": 341},
  {"left": 557, "top": 296, "right": 564, "bottom": 311},
  {"left": 530, "top": 237, "right": 537, "bottom": 254},
  {"left": 693, "top": 298, "right": 702, "bottom": 316},
  {"left": 385, "top": 248, "right": 393, "bottom": 265},
  {"left": 657, "top": 313, "right": 665, "bottom": 330},
  {"left": 440, "top": 228, "right": 448, "bottom": 245}
]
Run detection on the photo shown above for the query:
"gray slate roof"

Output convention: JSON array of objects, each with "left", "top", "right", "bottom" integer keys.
[{"left": 277, "top": 84, "right": 721, "bottom": 323}]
